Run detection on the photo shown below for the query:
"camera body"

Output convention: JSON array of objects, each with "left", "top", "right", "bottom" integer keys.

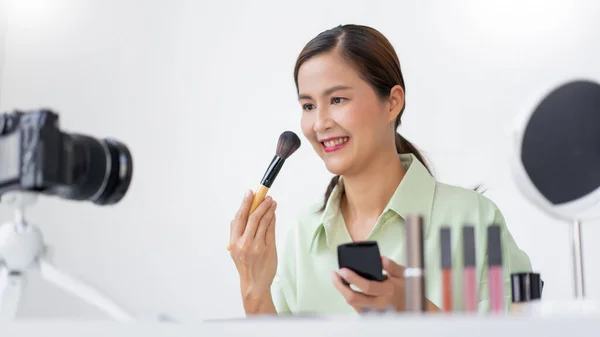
[{"left": 0, "top": 109, "right": 133, "bottom": 205}]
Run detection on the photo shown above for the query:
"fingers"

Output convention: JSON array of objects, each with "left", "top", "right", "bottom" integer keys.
[
  {"left": 242, "top": 196, "right": 273, "bottom": 240},
  {"left": 255, "top": 200, "right": 277, "bottom": 241},
  {"left": 264, "top": 210, "right": 276, "bottom": 246},
  {"left": 331, "top": 272, "right": 371, "bottom": 307},
  {"left": 230, "top": 190, "right": 254, "bottom": 242},
  {"left": 338, "top": 268, "right": 389, "bottom": 296},
  {"left": 382, "top": 256, "right": 405, "bottom": 278}
]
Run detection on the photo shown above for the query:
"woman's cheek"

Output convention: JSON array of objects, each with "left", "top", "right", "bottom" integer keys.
[
  {"left": 300, "top": 115, "right": 312, "bottom": 136},
  {"left": 334, "top": 104, "right": 370, "bottom": 131}
]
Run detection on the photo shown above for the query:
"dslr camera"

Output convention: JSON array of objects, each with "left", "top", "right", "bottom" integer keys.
[{"left": 0, "top": 109, "right": 133, "bottom": 205}]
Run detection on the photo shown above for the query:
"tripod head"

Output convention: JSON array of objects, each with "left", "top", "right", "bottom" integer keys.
[
  {"left": 0, "top": 191, "right": 45, "bottom": 272},
  {"left": 1, "top": 191, "right": 39, "bottom": 223},
  {"left": 1, "top": 190, "right": 39, "bottom": 208}
]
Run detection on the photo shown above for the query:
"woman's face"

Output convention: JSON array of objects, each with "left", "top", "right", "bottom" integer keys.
[{"left": 297, "top": 51, "right": 401, "bottom": 176}]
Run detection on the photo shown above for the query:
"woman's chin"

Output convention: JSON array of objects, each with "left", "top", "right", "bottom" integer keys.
[{"left": 323, "top": 158, "right": 350, "bottom": 176}]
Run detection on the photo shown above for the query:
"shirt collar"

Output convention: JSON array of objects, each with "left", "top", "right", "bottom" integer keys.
[{"left": 309, "top": 153, "right": 437, "bottom": 251}]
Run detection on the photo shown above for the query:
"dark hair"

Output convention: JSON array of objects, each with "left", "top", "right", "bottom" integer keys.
[{"left": 293, "top": 24, "right": 478, "bottom": 211}]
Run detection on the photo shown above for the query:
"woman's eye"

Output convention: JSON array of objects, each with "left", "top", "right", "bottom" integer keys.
[
  {"left": 331, "top": 97, "right": 345, "bottom": 104},
  {"left": 302, "top": 103, "right": 315, "bottom": 111}
]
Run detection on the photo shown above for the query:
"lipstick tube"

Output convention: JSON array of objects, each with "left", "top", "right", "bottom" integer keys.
[
  {"left": 462, "top": 225, "right": 477, "bottom": 312},
  {"left": 487, "top": 225, "right": 505, "bottom": 313},
  {"left": 404, "top": 215, "right": 425, "bottom": 312},
  {"left": 440, "top": 227, "right": 452, "bottom": 312}
]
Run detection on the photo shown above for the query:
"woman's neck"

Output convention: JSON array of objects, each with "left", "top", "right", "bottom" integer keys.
[{"left": 340, "top": 150, "right": 407, "bottom": 238}]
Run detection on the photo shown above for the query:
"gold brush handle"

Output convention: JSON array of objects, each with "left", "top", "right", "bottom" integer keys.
[
  {"left": 228, "top": 184, "right": 270, "bottom": 251},
  {"left": 249, "top": 184, "right": 269, "bottom": 215}
]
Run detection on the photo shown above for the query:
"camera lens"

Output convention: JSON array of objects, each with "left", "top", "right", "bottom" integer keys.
[
  {"left": 96, "top": 138, "right": 133, "bottom": 205},
  {"left": 60, "top": 134, "right": 133, "bottom": 205}
]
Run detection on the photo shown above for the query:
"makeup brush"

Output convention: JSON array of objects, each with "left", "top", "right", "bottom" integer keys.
[
  {"left": 228, "top": 131, "right": 301, "bottom": 251},
  {"left": 249, "top": 131, "right": 301, "bottom": 214}
]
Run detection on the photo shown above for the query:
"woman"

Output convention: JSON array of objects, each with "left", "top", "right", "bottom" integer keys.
[{"left": 228, "top": 24, "right": 532, "bottom": 315}]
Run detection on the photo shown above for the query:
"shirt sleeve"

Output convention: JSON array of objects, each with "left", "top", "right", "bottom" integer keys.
[
  {"left": 477, "top": 201, "right": 533, "bottom": 313},
  {"left": 271, "top": 274, "right": 291, "bottom": 314}
]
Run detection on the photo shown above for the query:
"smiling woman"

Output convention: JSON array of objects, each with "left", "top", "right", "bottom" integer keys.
[{"left": 227, "top": 24, "right": 533, "bottom": 316}]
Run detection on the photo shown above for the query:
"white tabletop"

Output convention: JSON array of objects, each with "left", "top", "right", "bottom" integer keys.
[{"left": 1, "top": 315, "right": 599, "bottom": 337}]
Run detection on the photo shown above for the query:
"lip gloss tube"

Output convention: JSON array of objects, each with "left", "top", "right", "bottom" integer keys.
[
  {"left": 462, "top": 226, "right": 477, "bottom": 313},
  {"left": 487, "top": 225, "right": 504, "bottom": 313},
  {"left": 404, "top": 215, "right": 425, "bottom": 313},
  {"left": 440, "top": 227, "right": 452, "bottom": 312}
]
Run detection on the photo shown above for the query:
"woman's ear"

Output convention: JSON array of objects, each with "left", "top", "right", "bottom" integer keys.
[{"left": 387, "top": 85, "right": 405, "bottom": 122}]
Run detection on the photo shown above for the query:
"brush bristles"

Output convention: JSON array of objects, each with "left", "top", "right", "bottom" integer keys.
[{"left": 276, "top": 131, "right": 301, "bottom": 159}]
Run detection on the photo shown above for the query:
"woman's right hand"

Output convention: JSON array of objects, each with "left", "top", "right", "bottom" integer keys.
[{"left": 229, "top": 190, "right": 278, "bottom": 301}]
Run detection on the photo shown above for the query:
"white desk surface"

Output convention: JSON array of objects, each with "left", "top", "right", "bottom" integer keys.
[{"left": 1, "top": 315, "right": 599, "bottom": 337}]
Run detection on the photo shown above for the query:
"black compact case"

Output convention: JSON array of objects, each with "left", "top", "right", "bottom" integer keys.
[{"left": 337, "top": 241, "right": 385, "bottom": 285}]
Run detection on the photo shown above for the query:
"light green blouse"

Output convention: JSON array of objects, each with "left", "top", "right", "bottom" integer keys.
[{"left": 271, "top": 154, "right": 533, "bottom": 315}]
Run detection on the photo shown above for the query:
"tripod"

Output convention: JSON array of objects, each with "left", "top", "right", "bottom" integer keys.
[{"left": 0, "top": 191, "right": 135, "bottom": 322}]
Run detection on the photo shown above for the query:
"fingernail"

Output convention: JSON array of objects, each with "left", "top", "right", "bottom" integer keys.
[
  {"left": 339, "top": 269, "right": 348, "bottom": 278},
  {"left": 265, "top": 196, "right": 272, "bottom": 202},
  {"left": 245, "top": 190, "right": 252, "bottom": 198}
]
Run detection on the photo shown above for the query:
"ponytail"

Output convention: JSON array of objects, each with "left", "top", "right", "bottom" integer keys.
[
  {"left": 394, "top": 132, "right": 432, "bottom": 175},
  {"left": 320, "top": 175, "right": 341, "bottom": 212}
]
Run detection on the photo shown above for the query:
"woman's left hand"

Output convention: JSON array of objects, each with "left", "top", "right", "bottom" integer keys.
[
  {"left": 331, "top": 256, "right": 441, "bottom": 313},
  {"left": 331, "top": 256, "right": 406, "bottom": 312}
]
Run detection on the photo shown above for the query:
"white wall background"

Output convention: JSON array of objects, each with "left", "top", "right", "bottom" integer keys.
[
  {"left": 0, "top": 0, "right": 599, "bottom": 322},
  {"left": 0, "top": 0, "right": 6, "bottom": 103}
]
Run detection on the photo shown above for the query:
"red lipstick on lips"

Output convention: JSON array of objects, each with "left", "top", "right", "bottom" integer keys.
[{"left": 320, "top": 137, "right": 349, "bottom": 153}]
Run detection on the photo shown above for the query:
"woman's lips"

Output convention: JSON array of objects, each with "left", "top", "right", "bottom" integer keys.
[{"left": 321, "top": 136, "right": 349, "bottom": 153}]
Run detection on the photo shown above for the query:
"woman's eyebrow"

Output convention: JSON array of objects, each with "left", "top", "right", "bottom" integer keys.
[{"left": 298, "top": 85, "right": 353, "bottom": 100}]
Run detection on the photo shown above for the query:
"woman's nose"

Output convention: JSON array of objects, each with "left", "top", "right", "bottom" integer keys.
[{"left": 313, "top": 107, "right": 334, "bottom": 132}]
